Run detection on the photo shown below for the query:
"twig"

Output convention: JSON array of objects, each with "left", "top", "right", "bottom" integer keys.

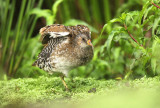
[
  {"left": 151, "top": 2, "right": 160, "bottom": 9},
  {"left": 124, "top": 24, "right": 144, "bottom": 48}
]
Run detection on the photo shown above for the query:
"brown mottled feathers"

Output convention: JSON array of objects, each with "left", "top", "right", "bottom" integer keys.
[
  {"left": 40, "top": 24, "right": 90, "bottom": 44},
  {"left": 33, "top": 24, "right": 93, "bottom": 76}
]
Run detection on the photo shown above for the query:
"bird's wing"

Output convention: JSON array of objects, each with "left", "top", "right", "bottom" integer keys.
[
  {"left": 40, "top": 32, "right": 70, "bottom": 45},
  {"left": 40, "top": 24, "right": 70, "bottom": 44},
  {"left": 39, "top": 37, "right": 68, "bottom": 58},
  {"left": 33, "top": 37, "right": 68, "bottom": 68}
]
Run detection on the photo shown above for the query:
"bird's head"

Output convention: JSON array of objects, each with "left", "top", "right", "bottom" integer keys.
[{"left": 75, "top": 33, "right": 93, "bottom": 48}]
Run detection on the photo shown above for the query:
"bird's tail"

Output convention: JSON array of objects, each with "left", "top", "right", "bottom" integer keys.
[{"left": 32, "top": 60, "right": 38, "bottom": 66}]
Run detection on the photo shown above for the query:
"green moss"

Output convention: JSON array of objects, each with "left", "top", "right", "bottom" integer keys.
[
  {"left": 1, "top": 76, "right": 160, "bottom": 107},
  {"left": 0, "top": 76, "right": 114, "bottom": 106}
]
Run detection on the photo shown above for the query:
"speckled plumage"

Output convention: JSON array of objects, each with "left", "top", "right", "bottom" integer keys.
[{"left": 33, "top": 24, "right": 93, "bottom": 76}]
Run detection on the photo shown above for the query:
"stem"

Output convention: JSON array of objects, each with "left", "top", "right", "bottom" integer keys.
[
  {"left": 124, "top": 24, "right": 144, "bottom": 48},
  {"left": 151, "top": 2, "right": 160, "bottom": 9}
]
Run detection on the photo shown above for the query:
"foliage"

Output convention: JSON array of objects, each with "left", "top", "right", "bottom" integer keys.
[
  {"left": 0, "top": 0, "right": 160, "bottom": 79},
  {"left": 0, "top": 0, "right": 43, "bottom": 78},
  {"left": 30, "top": 0, "right": 63, "bottom": 25},
  {"left": 70, "top": 0, "right": 160, "bottom": 79},
  {"left": 1, "top": 76, "right": 160, "bottom": 107}
]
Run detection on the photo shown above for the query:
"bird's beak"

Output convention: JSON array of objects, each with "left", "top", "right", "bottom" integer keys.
[{"left": 87, "top": 40, "right": 92, "bottom": 46}]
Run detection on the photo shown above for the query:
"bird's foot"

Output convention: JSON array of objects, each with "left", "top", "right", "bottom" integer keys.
[{"left": 60, "top": 75, "right": 70, "bottom": 92}]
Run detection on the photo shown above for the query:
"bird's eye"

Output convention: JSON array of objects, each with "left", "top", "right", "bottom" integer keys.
[
  {"left": 69, "top": 34, "right": 72, "bottom": 37},
  {"left": 82, "top": 38, "right": 85, "bottom": 41}
]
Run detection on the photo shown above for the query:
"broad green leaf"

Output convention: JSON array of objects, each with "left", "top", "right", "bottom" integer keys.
[
  {"left": 100, "top": 18, "right": 122, "bottom": 36},
  {"left": 151, "top": 58, "right": 156, "bottom": 75},
  {"left": 64, "top": 19, "right": 98, "bottom": 33},
  {"left": 100, "top": 27, "right": 125, "bottom": 54},
  {"left": 30, "top": 8, "right": 52, "bottom": 18},
  {"left": 106, "top": 30, "right": 118, "bottom": 54}
]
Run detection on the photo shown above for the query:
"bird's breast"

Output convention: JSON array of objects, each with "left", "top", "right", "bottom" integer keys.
[
  {"left": 74, "top": 46, "right": 94, "bottom": 66},
  {"left": 49, "top": 43, "right": 93, "bottom": 71}
]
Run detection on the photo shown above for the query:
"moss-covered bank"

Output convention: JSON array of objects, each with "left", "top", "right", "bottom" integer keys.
[{"left": 1, "top": 76, "right": 160, "bottom": 108}]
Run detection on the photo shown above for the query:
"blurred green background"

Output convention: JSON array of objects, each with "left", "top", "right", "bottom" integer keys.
[
  {"left": 0, "top": 0, "right": 160, "bottom": 108},
  {"left": 0, "top": 0, "right": 160, "bottom": 80}
]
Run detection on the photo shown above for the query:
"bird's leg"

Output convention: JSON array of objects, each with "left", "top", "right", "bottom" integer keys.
[{"left": 60, "top": 75, "right": 69, "bottom": 91}]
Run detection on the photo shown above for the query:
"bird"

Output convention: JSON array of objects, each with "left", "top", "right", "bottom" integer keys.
[{"left": 32, "top": 24, "right": 94, "bottom": 91}]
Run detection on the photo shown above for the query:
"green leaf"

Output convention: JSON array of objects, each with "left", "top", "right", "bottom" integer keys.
[
  {"left": 100, "top": 27, "right": 124, "bottom": 54},
  {"left": 52, "top": 0, "right": 63, "bottom": 23},
  {"left": 152, "top": 17, "right": 160, "bottom": 36},
  {"left": 30, "top": 0, "right": 63, "bottom": 25},
  {"left": 120, "top": 12, "right": 127, "bottom": 22},
  {"left": 100, "top": 18, "right": 122, "bottom": 36},
  {"left": 30, "top": 8, "right": 52, "bottom": 18},
  {"left": 64, "top": 19, "right": 98, "bottom": 33},
  {"left": 52, "top": 0, "right": 63, "bottom": 13},
  {"left": 138, "top": 1, "right": 150, "bottom": 25},
  {"left": 151, "top": 58, "right": 156, "bottom": 75}
]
